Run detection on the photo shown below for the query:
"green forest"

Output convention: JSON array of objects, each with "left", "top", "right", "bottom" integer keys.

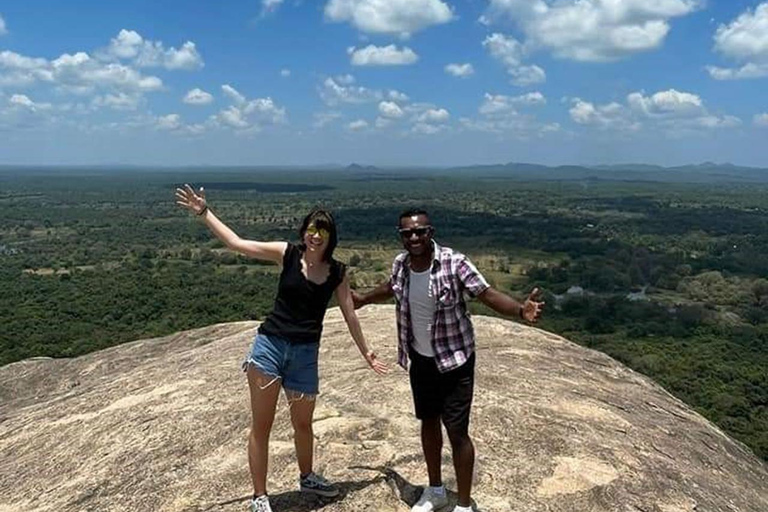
[{"left": 1, "top": 166, "right": 767, "bottom": 461}]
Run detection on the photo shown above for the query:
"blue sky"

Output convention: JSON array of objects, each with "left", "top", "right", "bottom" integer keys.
[{"left": 0, "top": 0, "right": 767, "bottom": 167}]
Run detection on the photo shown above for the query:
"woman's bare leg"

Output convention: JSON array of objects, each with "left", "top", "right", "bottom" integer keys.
[
  {"left": 286, "top": 390, "right": 317, "bottom": 476},
  {"left": 247, "top": 366, "right": 281, "bottom": 496}
]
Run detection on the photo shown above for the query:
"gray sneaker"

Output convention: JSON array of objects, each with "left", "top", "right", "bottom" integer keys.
[
  {"left": 299, "top": 472, "right": 340, "bottom": 497},
  {"left": 249, "top": 495, "right": 273, "bottom": 512},
  {"left": 411, "top": 486, "right": 449, "bottom": 512}
]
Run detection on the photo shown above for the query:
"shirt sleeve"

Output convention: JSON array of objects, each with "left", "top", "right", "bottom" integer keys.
[
  {"left": 456, "top": 255, "right": 490, "bottom": 298},
  {"left": 389, "top": 255, "right": 401, "bottom": 288}
]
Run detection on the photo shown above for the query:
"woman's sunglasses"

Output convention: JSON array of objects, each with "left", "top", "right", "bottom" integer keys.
[
  {"left": 306, "top": 224, "right": 330, "bottom": 239},
  {"left": 398, "top": 226, "right": 432, "bottom": 238}
]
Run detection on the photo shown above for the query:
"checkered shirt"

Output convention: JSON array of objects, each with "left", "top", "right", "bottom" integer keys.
[{"left": 390, "top": 241, "right": 489, "bottom": 373}]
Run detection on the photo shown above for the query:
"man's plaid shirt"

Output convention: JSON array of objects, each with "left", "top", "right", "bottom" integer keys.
[{"left": 390, "top": 241, "right": 490, "bottom": 373}]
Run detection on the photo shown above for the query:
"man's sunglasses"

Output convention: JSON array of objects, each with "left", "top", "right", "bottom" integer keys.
[
  {"left": 306, "top": 224, "right": 330, "bottom": 239},
  {"left": 398, "top": 226, "right": 432, "bottom": 238}
]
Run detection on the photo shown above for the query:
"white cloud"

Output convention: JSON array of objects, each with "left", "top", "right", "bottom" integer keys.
[
  {"left": 388, "top": 90, "right": 410, "bottom": 102},
  {"left": 0, "top": 48, "right": 164, "bottom": 94},
  {"left": 569, "top": 89, "right": 740, "bottom": 133},
  {"left": 416, "top": 108, "right": 450, "bottom": 123},
  {"left": 162, "top": 42, "right": 203, "bottom": 70},
  {"left": 215, "top": 106, "right": 250, "bottom": 129},
  {"left": 412, "top": 122, "right": 444, "bottom": 135},
  {"left": 483, "top": 33, "right": 545, "bottom": 86},
  {"left": 753, "top": 113, "right": 768, "bottom": 127},
  {"left": 243, "top": 97, "right": 287, "bottom": 124},
  {"left": 706, "top": 63, "right": 768, "bottom": 80},
  {"left": 280, "top": 68, "right": 291, "bottom": 77},
  {"left": 105, "top": 29, "right": 204, "bottom": 70},
  {"left": 483, "top": 0, "right": 700, "bottom": 62},
  {"left": 713, "top": 3, "right": 768, "bottom": 61},
  {"left": 378, "top": 101, "right": 404, "bottom": 119},
  {"left": 51, "top": 52, "right": 163, "bottom": 93},
  {"left": 9, "top": 94, "right": 51, "bottom": 111},
  {"left": 184, "top": 88, "right": 213, "bottom": 105},
  {"left": 348, "top": 44, "right": 418, "bottom": 66},
  {"left": 156, "top": 113, "right": 182, "bottom": 131},
  {"left": 335, "top": 74, "right": 356, "bottom": 85},
  {"left": 222, "top": 84, "right": 246, "bottom": 105},
  {"left": 627, "top": 89, "right": 702, "bottom": 117},
  {"left": 107, "top": 30, "right": 144, "bottom": 59},
  {"left": 262, "top": 0, "right": 285, "bottom": 15},
  {"left": 146, "top": 113, "right": 206, "bottom": 135},
  {"left": 348, "top": 119, "right": 369, "bottom": 131},
  {"left": 0, "top": 51, "right": 51, "bottom": 86},
  {"left": 375, "top": 117, "right": 394, "bottom": 129},
  {"left": 708, "top": 3, "right": 768, "bottom": 80},
  {"left": 325, "top": 0, "right": 454, "bottom": 37},
  {"left": 462, "top": 91, "right": 550, "bottom": 136},
  {"left": 0, "top": 14, "right": 8, "bottom": 36},
  {"left": 569, "top": 99, "right": 636, "bottom": 130},
  {"left": 0, "top": 93, "right": 59, "bottom": 130},
  {"left": 211, "top": 86, "right": 287, "bottom": 131},
  {"left": 92, "top": 92, "right": 142, "bottom": 111},
  {"left": 0, "top": 51, "right": 48, "bottom": 71},
  {"left": 479, "top": 92, "right": 546, "bottom": 116},
  {"left": 445, "top": 63, "right": 474, "bottom": 77},
  {"left": 319, "top": 75, "right": 382, "bottom": 106},
  {"left": 313, "top": 111, "right": 342, "bottom": 128}
]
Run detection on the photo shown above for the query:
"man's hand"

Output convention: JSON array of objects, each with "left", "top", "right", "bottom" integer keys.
[
  {"left": 351, "top": 289, "right": 365, "bottom": 310},
  {"left": 522, "top": 287, "right": 545, "bottom": 323}
]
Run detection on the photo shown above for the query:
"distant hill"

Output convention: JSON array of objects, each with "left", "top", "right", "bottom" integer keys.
[
  {"left": 346, "top": 163, "right": 380, "bottom": 172},
  {"left": 447, "top": 162, "right": 768, "bottom": 183}
]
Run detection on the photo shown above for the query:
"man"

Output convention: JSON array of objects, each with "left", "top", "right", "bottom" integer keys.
[{"left": 352, "top": 209, "right": 544, "bottom": 512}]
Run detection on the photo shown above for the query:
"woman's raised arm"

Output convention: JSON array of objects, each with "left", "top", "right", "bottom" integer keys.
[{"left": 175, "top": 183, "right": 286, "bottom": 264}]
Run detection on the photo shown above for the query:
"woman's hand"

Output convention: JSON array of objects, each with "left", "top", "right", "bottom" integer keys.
[
  {"left": 364, "top": 350, "right": 389, "bottom": 375},
  {"left": 175, "top": 184, "right": 207, "bottom": 215}
]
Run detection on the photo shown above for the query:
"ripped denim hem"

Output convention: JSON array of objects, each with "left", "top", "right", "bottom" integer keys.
[
  {"left": 283, "top": 386, "right": 318, "bottom": 402},
  {"left": 242, "top": 359, "right": 282, "bottom": 390}
]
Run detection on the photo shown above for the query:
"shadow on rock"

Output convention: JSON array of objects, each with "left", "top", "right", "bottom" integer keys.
[
  {"left": 350, "top": 465, "right": 481, "bottom": 512},
  {"left": 194, "top": 476, "right": 385, "bottom": 512}
]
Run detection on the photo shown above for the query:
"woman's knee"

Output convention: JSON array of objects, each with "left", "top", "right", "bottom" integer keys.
[
  {"left": 251, "top": 415, "right": 275, "bottom": 438},
  {"left": 291, "top": 414, "right": 312, "bottom": 434}
]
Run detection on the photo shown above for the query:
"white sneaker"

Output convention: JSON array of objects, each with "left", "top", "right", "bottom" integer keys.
[
  {"left": 249, "top": 495, "right": 273, "bottom": 512},
  {"left": 411, "top": 486, "right": 449, "bottom": 512}
]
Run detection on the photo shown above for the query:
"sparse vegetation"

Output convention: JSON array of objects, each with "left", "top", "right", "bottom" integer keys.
[{"left": 2, "top": 167, "right": 768, "bottom": 460}]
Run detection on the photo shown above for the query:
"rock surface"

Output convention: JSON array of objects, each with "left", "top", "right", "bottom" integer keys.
[{"left": 1, "top": 305, "right": 767, "bottom": 512}]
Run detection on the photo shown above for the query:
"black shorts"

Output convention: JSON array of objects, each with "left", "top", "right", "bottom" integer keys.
[{"left": 409, "top": 349, "right": 475, "bottom": 434}]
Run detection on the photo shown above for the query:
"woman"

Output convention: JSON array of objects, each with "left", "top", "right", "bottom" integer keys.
[{"left": 175, "top": 184, "right": 387, "bottom": 512}]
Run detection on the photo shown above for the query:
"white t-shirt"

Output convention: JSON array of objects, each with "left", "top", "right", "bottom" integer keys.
[{"left": 408, "top": 268, "right": 435, "bottom": 357}]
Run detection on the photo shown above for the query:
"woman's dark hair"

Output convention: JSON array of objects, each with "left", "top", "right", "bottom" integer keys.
[{"left": 298, "top": 208, "right": 338, "bottom": 262}]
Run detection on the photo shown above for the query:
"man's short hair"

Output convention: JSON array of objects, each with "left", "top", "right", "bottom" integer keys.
[{"left": 399, "top": 208, "right": 430, "bottom": 226}]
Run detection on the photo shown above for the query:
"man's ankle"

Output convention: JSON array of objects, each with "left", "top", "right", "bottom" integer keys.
[{"left": 428, "top": 484, "right": 445, "bottom": 495}]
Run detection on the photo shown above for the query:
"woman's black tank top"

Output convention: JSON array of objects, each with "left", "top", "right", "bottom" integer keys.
[{"left": 258, "top": 243, "right": 345, "bottom": 343}]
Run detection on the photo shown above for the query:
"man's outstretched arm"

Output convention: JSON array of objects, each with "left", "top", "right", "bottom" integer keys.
[
  {"left": 477, "top": 287, "right": 544, "bottom": 323},
  {"left": 351, "top": 280, "right": 394, "bottom": 309}
]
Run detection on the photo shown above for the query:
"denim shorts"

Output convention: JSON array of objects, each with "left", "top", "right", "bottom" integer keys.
[{"left": 243, "top": 332, "right": 320, "bottom": 395}]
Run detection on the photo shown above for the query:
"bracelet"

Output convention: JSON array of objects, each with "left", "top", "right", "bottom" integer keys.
[{"left": 196, "top": 205, "right": 208, "bottom": 216}]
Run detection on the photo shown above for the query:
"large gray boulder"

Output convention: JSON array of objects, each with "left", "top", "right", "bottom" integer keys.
[{"left": 1, "top": 305, "right": 766, "bottom": 511}]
